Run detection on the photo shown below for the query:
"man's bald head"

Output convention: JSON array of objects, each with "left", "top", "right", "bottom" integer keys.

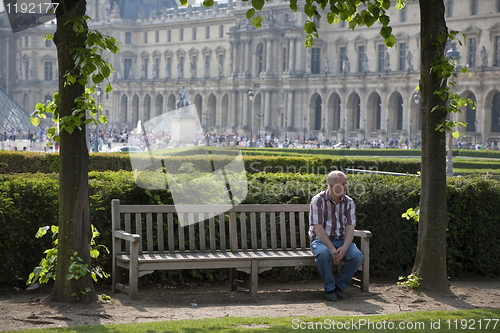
[{"left": 327, "top": 171, "right": 347, "bottom": 185}]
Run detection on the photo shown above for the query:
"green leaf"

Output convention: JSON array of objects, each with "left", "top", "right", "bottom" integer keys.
[
  {"left": 246, "top": 8, "right": 255, "bottom": 19},
  {"left": 452, "top": 131, "right": 460, "bottom": 139},
  {"left": 31, "top": 117, "right": 40, "bottom": 127},
  {"left": 385, "top": 35, "right": 396, "bottom": 48},
  {"left": 364, "top": 14, "right": 377, "bottom": 27},
  {"left": 380, "top": 26, "right": 392, "bottom": 38},
  {"left": 304, "top": 20, "right": 316, "bottom": 34},
  {"left": 251, "top": 0, "right": 264, "bottom": 11},
  {"left": 252, "top": 16, "right": 262, "bottom": 29},
  {"left": 289, "top": 0, "right": 297, "bottom": 12},
  {"left": 105, "top": 83, "right": 112, "bottom": 94},
  {"left": 99, "top": 114, "right": 108, "bottom": 124},
  {"left": 92, "top": 74, "right": 104, "bottom": 84},
  {"left": 379, "top": 14, "right": 390, "bottom": 26}
]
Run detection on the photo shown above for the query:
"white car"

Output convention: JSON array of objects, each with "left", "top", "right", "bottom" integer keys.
[{"left": 109, "top": 146, "right": 143, "bottom": 153}]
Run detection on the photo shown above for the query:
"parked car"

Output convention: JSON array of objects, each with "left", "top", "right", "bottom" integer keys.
[{"left": 109, "top": 146, "right": 143, "bottom": 153}]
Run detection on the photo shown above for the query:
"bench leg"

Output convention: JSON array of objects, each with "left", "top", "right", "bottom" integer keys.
[
  {"left": 229, "top": 268, "right": 238, "bottom": 292},
  {"left": 361, "top": 236, "right": 370, "bottom": 292},
  {"left": 249, "top": 260, "right": 258, "bottom": 297},
  {"left": 129, "top": 242, "right": 139, "bottom": 299}
]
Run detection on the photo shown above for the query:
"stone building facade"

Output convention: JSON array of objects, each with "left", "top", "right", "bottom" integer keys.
[{"left": 1, "top": 0, "right": 499, "bottom": 143}]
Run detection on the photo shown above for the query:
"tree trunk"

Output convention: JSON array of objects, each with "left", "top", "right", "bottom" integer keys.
[
  {"left": 413, "top": 0, "right": 449, "bottom": 291},
  {"left": 50, "top": 0, "right": 96, "bottom": 302}
]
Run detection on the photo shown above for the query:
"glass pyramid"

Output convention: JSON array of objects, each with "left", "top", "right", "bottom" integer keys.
[{"left": 0, "top": 88, "right": 34, "bottom": 132}]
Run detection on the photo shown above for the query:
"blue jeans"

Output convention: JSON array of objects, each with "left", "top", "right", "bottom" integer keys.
[{"left": 310, "top": 238, "right": 364, "bottom": 292}]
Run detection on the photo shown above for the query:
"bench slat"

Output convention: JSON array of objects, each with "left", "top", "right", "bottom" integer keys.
[
  {"left": 280, "top": 212, "right": 287, "bottom": 250},
  {"left": 125, "top": 214, "right": 131, "bottom": 253},
  {"left": 135, "top": 213, "right": 142, "bottom": 254},
  {"left": 178, "top": 214, "right": 185, "bottom": 252},
  {"left": 270, "top": 213, "right": 277, "bottom": 251},
  {"left": 240, "top": 212, "right": 247, "bottom": 251},
  {"left": 299, "top": 212, "right": 307, "bottom": 250},
  {"left": 157, "top": 213, "right": 164, "bottom": 252},
  {"left": 260, "top": 212, "right": 267, "bottom": 250},
  {"left": 209, "top": 214, "right": 216, "bottom": 251},
  {"left": 199, "top": 215, "right": 206, "bottom": 251},
  {"left": 146, "top": 213, "right": 153, "bottom": 252},
  {"left": 229, "top": 211, "right": 238, "bottom": 251},
  {"left": 189, "top": 214, "right": 195, "bottom": 251},
  {"left": 168, "top": 213, "right": 174, "bottom": 251},
  {"left": 250, "top": 212, "right": 257, "bottom": 251},
  {"left": 290, "top": 212, "right": 297, "bottom": 250},
  {"left": 219, "top": 213, "right": 226, "bottom": 251}
]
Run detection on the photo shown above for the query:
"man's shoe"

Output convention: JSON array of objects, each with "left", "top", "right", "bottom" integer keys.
[
  {"left": 334, "top": 286, "right": 347, "bottom": 300},
  {"left": 325, "top": 290, "right": 338, "bottom": 301}
]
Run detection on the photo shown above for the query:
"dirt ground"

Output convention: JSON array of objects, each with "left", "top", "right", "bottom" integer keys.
[{"left": 1, "top": 277, "right": 499, "bottom": 332}]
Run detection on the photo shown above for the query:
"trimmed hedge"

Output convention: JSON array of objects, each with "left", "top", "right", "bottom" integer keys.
[
  {"left": 0, "top": 151, "right": 421, "bottom": 175},
  {"left": 1, "top": 172, "right": 499, "bottom": 287}
]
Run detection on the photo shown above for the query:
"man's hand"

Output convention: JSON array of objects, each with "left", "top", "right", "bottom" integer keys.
[{"left": 333, "top": 246, "right": 348, "bottom": 265}]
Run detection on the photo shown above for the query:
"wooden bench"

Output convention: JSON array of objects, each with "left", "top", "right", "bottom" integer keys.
[{"left": 111, "top": 199, "right": 372, "bottom": 299}]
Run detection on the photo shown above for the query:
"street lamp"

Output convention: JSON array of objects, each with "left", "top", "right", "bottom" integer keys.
[
  {"left": 94, "top": 84, "right": 102, "bottom": 152},
  {"left": 247, "top": 88, "right": 254, "bottom": 146},
  {"left": 386, "top": 119, "right": 389, "bottom": 144},
  {"left": 256, "top": 113, "right": 264, "bottom": 137},
  {"left": 414, "top": 91, "right": 420, "bottom": 146},
  {"left": 343, "top": 117, "right": 346, "bottom": 144},
  {"left": 203, "top": 110, "right": 210, "bottom": 134},
  {"left": 410, "top": 119, "right": 413, "bottom": 147},
  {"left": 474, "top": 119, "right": 478, "bottom": 144},
  {"left": 363, "top": 118, "right": 366, "bottom": 142},
  {"left": 303, "top": 117, "right": 307, "bottom": 144},
  {"left": 322, "top": 117, "right": 326, "bottom": 145},
  {"left": 445, "top": 40, "right": 461, "bottom": 177},
  {"left": 285, "top": 116, "right": 288, "bottom": 143}
]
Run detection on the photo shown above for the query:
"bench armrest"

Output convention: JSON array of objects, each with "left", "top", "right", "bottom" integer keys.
[
  {"left": 114, "top": 230, "right": 141, "bottom": 243},
  {"left": 354, "top": 230, "right": 372, "bottom": 238}
]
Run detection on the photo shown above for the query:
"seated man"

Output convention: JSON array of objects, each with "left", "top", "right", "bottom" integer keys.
[{"left": 309, "top": 170, "right": 363, "bottom": 301}]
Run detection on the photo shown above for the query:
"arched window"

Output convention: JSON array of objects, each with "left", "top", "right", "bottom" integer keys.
[
  {"left": 314, "top": 96, "right": 322, "bottom": 130},
  {"left": 397, "top": 95, "right": 403, "bottom": 130},
  {"left": 492, "top": 92, "right": 500, "bottom": 132}
]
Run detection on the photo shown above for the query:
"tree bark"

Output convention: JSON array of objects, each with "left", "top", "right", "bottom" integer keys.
[
  {"left": 413, "top": 0, "right": 449, "bottom": 291},
  {"left": 50, "top": 0, "right": 96, "bottom": 302}
]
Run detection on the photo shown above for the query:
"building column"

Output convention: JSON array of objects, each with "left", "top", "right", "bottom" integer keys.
[
  {"left": 265, "top": 39, "right": 273, "bottom": 74},
  {"left": 230, "top": 41, "right": 236, "bottom": 75},
  {"left": 286, "top": 90, "right": 293, "bottom": 132},
  {"left": 243, "top": 39, "right": 251, "bottom": 76},
  {"left": 289, "top": 38, "right": 296, "bottom": 74},
  {"left": 295, "top": 38, "right": 302, "bottom": 73},
  {"left": 283, "top": 38, "right": 290, "bottom": 73},
  {"left": 264, "top": 90, "right": 271, "bottom": 128}
]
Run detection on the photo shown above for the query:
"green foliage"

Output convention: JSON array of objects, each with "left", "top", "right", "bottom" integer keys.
[
  {"left": 397, "top": 274, "right": 422, "bottom": 290},
  {"left": 26, "top": 224, "right": 109, "bottom": 293},
  {"left": 402, "top": 206, "right": 420, "bottom": 223},
  {"left": 244, "top": 0, "right": 400, "bottom": 48},
  {"left": 30, "top": 16, "right": 120, "bottom": 142}
]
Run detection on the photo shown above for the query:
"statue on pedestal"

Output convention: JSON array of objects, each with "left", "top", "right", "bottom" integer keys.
[{"left": 176, "top": 86, "right": 191, "bottom": 109}]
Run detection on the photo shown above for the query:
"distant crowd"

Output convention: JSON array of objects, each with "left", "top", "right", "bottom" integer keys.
[{"left": 2, "top": 126, "right": 499, "bottom": 152}]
